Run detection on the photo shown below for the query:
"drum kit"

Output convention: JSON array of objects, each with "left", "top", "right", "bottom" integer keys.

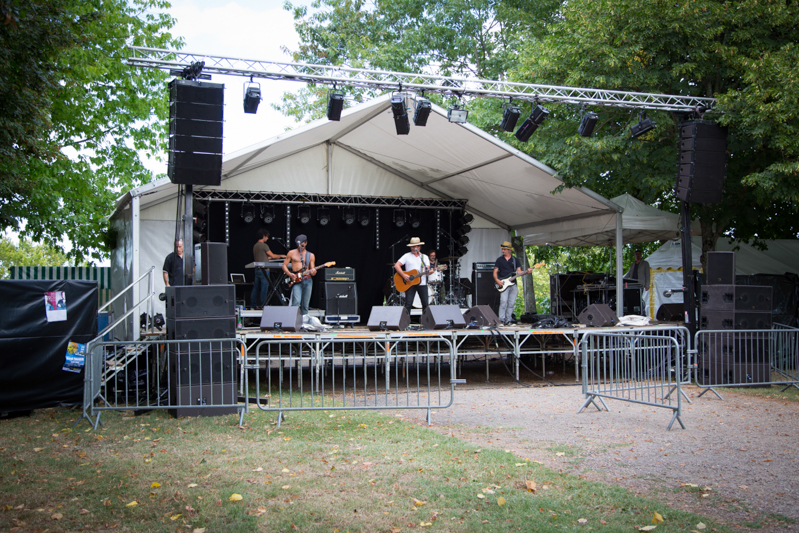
[{"left": 385, "top": 257, "right": 470, "bottom": 308}]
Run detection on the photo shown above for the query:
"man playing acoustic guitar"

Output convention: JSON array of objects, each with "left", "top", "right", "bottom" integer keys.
[
  {"left": 394, "top": 237, "right": 435, "bottom": 319},
  {"left": 493, "top": 240, "right": 532, "bottom": 325},
  {"left": 282, "top": 234, "right": 316, "bottom": 316}
]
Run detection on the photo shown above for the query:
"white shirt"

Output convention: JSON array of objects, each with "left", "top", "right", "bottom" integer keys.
[{"left": 398, "top": 252, "right": 430, "bottom": 286}]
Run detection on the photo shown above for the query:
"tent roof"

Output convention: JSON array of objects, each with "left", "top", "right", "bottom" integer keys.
[{"left": 114, "top": 94, "right": 619, "bottom": 231}]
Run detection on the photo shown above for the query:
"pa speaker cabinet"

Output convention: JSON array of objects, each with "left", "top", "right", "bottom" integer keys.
[
  {"left": 324, "top": 282, "right": 358, "bottom": 315},
  {"left": 421, "top": 305, "right": 467, "bottom": 330},
  {"left": 656, "top": 303, "right": 684, "bottom": 322},
  {"left": 165, "top": 285, "right": 235, "bottom": 319},
  {"left": 697, "top": 362, "right": 730, "bottom": 386},
  {"left": 700, "top": 310, "right": 735, "bottom": 330},
  {"left": 462, "top": 305, "right": 501, "bottom": 328},
  {"left": 621, "top": 287, "right": 642, "bottom": 315},
  {"left": 706, "top": 251, "right": 735, "bottom": 285},
  {"left": 200, "top": 242, "right": 228, "bottom": 285},
  {"left": 734, "top": 311, "right": 772, "bottom": 330},
  {"left": 170, "top": 349, "right": 237, "bottom": 386},
  {"left": 167, "top": 317, "right": 236, "bottom": 341},
  {"left": 169, "top": 382, "right": 237, "bottom": 418},
  {"left": 701, "top": 284, "right": 735, "bottom": 310},
  {"left": 167, "top": 151, "right": 223, "bottom": 186},
  {"left": 676, "top": 120, "right": 727, "bottom": 204},
  {"left": 735, "top": 286, "right": 772, "bottom": 312},
  {"left": 577, "top": 304, "right": 618, "bottom": 327},
  {"left": 260, "top": 306, "right": 302, "bottom": 332},
  {"left": 367, "top": 306, "right": 410, "bottom": 331},
  {"left": 472, "top": 270, "right": 500, "bottom": 315},
  {"left": 729, "top": 363, "right": 770, "bottom": 388}
]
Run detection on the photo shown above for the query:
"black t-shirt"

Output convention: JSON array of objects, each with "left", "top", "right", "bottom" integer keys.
[
  {"left": 494, "top": 255, "right": 521, "bottom": 279},
  {"left": 163, "top": 252, "right": 185, "bottom": 286}
]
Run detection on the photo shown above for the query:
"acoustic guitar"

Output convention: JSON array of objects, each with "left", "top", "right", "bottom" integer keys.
[
  {"left": 496, "top": 262, "right": 545, "bottom": 293},
  {"left": 286, "top": 261, "right": 336, "bottom": 289},
  {"left": 394, "top": 264, "right": 447, "bottom": 293}
]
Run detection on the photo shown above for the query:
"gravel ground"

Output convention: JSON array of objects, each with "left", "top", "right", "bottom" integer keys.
[{"left": 399, "top": 374, "right": 799, "bottom": 532}]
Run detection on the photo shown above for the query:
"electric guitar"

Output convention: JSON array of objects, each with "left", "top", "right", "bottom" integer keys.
[
  {"left": 394, "top": 265, "right": 447, "bottom": 293},
  {"left": 285, "top": 261, "right": 336, "bottom": 289},
  {"left": 496, "top": 262, "right": 545, "bottom": 293}
]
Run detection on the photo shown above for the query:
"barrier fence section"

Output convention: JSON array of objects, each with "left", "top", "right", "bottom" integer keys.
[
  {"left": 244, "top": 335, "right": 458, "bottom": 427},
  {"left": 694, "top": 324, "right": 799, "bottom": 399},
  {"left": 80, "top": 338, "right": 245, "bottom": 429},
  {"left": 578, "top": 329, "right": 687, "bottom": 430}
]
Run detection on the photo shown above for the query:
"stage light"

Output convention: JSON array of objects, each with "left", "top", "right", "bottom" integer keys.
[
  {"left": 327, "top": 91, "right": 344, "bottom": 121},
  {"left": 297, "top": 205, "right": 311, "bottom": 224},
  {"left": 500, "top": 104, "right": 521, "bottom": 132},
  {"left": 515, "top": 117, "right": 537, "bottom": 142},
  {"left": 243, "top": 82, "right": 261, "bottom": 114},
  {"left": 447, "top": 104, "right": 468, "bottom": 124},
  {"left": 358, "top": 208, "right": 370, "bottom": 227},
  {"left": 631, "top": 113, "right": 656, "bottom": 138},
  {"left": 241, "top": 203, "right": 255, "bottom": 224},
  {"left": 393, "top": 209, "right": 406, "bottom": 228},
  {"left": 343, "top": 207, "right": 356, "bottom": 225},
  {"left": 261, "top": 204, "right": 275, "bottom": 224},
  {"left": 578, "top": 110, "right": 598, "bottom": 137},
  {"left": 459, "top": 213, "right": 474, "bottom": 225},
  {"left": 317, "top": 207, "right": 331, "bottom": 226},
  {"left": 410, "top": 210, "right": 421, "bottom": 228},
  {"left": 413, "top": 98, "right": 431, "bottom": 126},
  {"left": 193, "top": 201, "right": 207, "bottom": 243},
  {"left": 391, "top": 93, "right": 410, "bottom": 135},
  {"left": 531, "top": 104, "right": 549, "bottom": 125},
  {"left": 457, "top": 234, "right": 469, "bottom": 246},
  {"left": 457, "top": 224, "right": 472, "bottom": 237},
  {"left": 455, "top": 244, "right": 468, "bottom": 257}
]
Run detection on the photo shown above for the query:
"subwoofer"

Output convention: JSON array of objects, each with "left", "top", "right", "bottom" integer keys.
[
  {"left": 421, "top": 305, "right": 467, "bottom": 330},
  {"left": 462, "top": 305, "right": 501, "bottom": 328},
  {"left": 577, "top": 303, "right": 618, "bottom": 327},
  {"left": 165, "top": 285, "right": 235, "bottom": 319},
  {"left": 366, "top": 306, "right": 410, "bottom": 331},
  {"left": 259, "top": 306, "right": 302, "bottom": 332},
  {"left": 169, "top": 382, "right": 237, "bottom": 418}
]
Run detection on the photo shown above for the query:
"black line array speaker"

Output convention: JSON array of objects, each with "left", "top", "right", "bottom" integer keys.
[
  {"left": 421, "top": 305, "right": 467, "bottom": 330},
  {"left": 367, "top": 306, "right": 410, "bottom": 331},
  {"left": 165, "top": 285, "right": 235, "bottom": 319},
  {"left": 577, "top": 303, "right": 618, "bottom": 327},
  {"left": 324, "top": 282, "right": 358, "bottom": 315},
  {"left": 472, "top": 269, "right": 499, "bottom": 315},
  {"left": 260, "top": 306, "right": 302, "bottom": 332},
  {"left": 200, "top": 242, "right": 228, "bottom": 285},
  {"left": 168, "top": 79, "right": 224, "bottom": 186},
  {"left": 170, "top": 382, "right": 237, "bottom": 418},
  {"left": 675, "top": 120, "right": 727, "bottom": 204},
  {"left": 706, "top": 252, "right": 735, "bottom": 285},
  {"left": 462, "top": 305, "right": 501, "bottom": 328}
]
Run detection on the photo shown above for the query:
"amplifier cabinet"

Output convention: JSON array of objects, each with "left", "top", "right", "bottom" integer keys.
[{"left": 325, "top": 267, "right": 355, "bottom": 282}]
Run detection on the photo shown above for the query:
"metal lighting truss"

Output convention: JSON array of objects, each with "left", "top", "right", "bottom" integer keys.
[
  {"left": 193, "top": 190, "right": 467, "bottom": 210},
  {"left": 128, "top": 46, "right": 717, "bottom": 113}
]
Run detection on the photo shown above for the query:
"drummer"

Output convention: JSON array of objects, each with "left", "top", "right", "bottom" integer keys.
[{"left": 428, "top": 250, "right": 443, "bottom": 285}]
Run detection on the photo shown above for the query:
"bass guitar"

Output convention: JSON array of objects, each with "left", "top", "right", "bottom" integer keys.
[
  {"left": 496, "top": 262, "right": 545, "bottom": 293},
  {"left": 394, "top": 264, "right": 447, "bottom": 293},
  {"left": 285, "top": 261, "right": 336, "bottom": 289}
]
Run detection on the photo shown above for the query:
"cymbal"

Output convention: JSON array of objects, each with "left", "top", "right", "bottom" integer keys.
[{"left": 439, "top": 256, "right": 457, "bottom": 262}]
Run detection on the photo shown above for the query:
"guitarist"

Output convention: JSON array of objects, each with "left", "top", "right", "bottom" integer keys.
[
  {"left": 282, "top": 234, "right": 316, "bottom": 316},
  {"left": 394, "top": 237, "right": 435, "bottom": 318},
  {"left": 493, "top": 240, "right": 531, "bottom": 325}
]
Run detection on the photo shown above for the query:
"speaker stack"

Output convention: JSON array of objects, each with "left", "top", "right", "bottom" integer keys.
[
  {"left": 168, "top": 79, "right": 225, "bottom": 186},
  {"left": 675, "top": 120, "right": 727, "bottom": 204},
  {"left": 165, "top": 285, "right": 237, "bottom": 417},
  {"left": 472, "top": 262, "right": 499, "bottom": 316},
  {"left": 324, "top": 280, "right": 359, "bottom": 325},
  {"left": 698, "top": 251, "right": 773, "bottom": 387}
]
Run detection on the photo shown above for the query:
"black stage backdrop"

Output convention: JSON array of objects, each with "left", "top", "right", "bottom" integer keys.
[
  {"left": 0, "top": 280, "right": 98, "bottom": 414},
  {"left": 208, "top": 202, "right": 468, "bottom": 321}
]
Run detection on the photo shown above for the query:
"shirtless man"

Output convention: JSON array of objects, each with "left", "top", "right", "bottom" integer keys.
[{"left": 281, "top": 234, "right": 316, "bottom": 315}]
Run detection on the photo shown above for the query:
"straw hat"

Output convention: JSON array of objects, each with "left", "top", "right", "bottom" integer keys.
[
  {"left": 500, "top": 241, "right": 513, "bottom": 249},
  {"left": 407, "top": 237, "right": 425, "bottom": 247}
]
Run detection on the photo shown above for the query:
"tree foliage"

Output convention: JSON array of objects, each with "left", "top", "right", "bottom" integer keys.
[
  {"left": 0, "top": 235, "right": 70, "bottom": 279},
  {"left": 0, "top": 0, "right": 180, "bottom": 263}
]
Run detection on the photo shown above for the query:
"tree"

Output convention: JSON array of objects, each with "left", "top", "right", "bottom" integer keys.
[
  {"left": 0, "top": 0, "right": 181, "bottom": 263},
  {"left": 0, "top": 235, "right": 70, "bottom": 279}
]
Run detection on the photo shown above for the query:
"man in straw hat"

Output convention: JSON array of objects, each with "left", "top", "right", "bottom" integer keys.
[
  {"left": 493, "top": 240, "right": 532, "bottom": 325},
  {"left": 394, "top": 237, "right": 435, "bottom": 318}
]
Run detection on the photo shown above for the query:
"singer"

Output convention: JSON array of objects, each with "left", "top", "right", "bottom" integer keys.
[{"left": 282, "top": 234, "right": 316, "bottom": 316}]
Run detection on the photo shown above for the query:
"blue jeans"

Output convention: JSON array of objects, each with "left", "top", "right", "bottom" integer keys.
[
  {"left": 251, "top": 269, "right": 269, "bottom": 308},
  {"left": 499, "top": 283, "right": 518, "bottom": 322},
  {"left": 290, "top": 277, "right": 313, "bottom": 315}
]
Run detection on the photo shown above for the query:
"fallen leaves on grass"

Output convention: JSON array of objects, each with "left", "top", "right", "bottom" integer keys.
[
  {"left": 652, "top": 511, "right": 664, "bottom": 524},
  {"left": 126, "top": 501, "right": 138, "bottom": 507},
  {"left": 525, "top": 480, "right": 537, "bottom": 492},
  {"left": 228, "top": 494, "right": 243, "bottom": 502}
]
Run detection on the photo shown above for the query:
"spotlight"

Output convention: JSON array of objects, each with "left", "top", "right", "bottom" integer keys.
[
  {"left": 501, "top": 104, "right": 521, "bottom": 132},
  {"left": 457, "top": 224, "right": 472, "bottom": 237},
  {"left": 343, "top": 207, "right": 356, "bottom": 225},
  {"left": 455, "top": 245, "right": 468, "bottom": 257},
  {"left": 459, "top": 213, "right": 474, "bottom": 225},
  {"left": 447, "top": 104, "right": 468, "bottom": 124},
  {"left": 393, "top": 209, "right": 406, "bottom": 228},
  {"left": 243, "top": 81, "right": 261, "bottom": 114},
  {"left": 578, "top": 111, "right": 598, "bottom": 137},
  {"left": 410, "top": 210, "right": 421, "bottom": 229},
  {"left": 297, "top": 205, "right": 311, "bottom": 224},
  {"left": 317, "top": 207, "right": 330, "bottom": 226},
  {"left": 241, "top": 203, "right": 255, "bottom": 224},
  {"left": 457, "top": 235, "right": 470, "bottom": 246},
  {"left": 413, "top": 98, "right": 432, "bottom": 126},
  {"left": 530, "top": 104, "right": 549, "bottom": 125},
  {"left": 327, "top": 91, "right": 344, "bottom": 121},
  {"left": 630, "top": 113, "right": 657, "bottom": 138},
  {"left": 515, "top": 117, "right": 537, "bottom": 142},
  {"left": 261, "top": 204, "right": 275, "bottom": 224},
  {"left": 391, "top": 93, "right": 410, "bottom": 135},
  {"left": 358, "top": 208, "right": 370, "bottom": 227}
]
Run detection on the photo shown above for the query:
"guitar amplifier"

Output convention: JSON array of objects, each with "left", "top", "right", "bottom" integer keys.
[
  {"left": 473, "top": 262, "right": 495, "bottom": 271},
  {"left": 325, "top": 267, "right": 355, "bottom": 282}
]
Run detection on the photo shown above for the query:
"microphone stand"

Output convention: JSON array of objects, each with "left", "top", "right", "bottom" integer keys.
[
  {"left": 387, "top": 235, "right": 409, "bottom": 306},
  {"left": 547, "top": 243, "right": 564, "bottom": 319}
]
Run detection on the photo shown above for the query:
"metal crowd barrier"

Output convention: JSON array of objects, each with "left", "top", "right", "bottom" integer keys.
[
  {"left": 578, "top": 329, "right": 686, "bottom": 430},
  {"left": 80, "top": 338, "right": 245, "bottom": 429},
  {"left": 243, "top": 335, "right": 459, "bottom": 427},
  {"left": 694, "top": 324, "right": 799, "bottom": 399}
]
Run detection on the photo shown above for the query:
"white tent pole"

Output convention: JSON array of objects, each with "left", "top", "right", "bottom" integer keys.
[{"left": 616, "top": 212, "right": 623, "bottom": 316}]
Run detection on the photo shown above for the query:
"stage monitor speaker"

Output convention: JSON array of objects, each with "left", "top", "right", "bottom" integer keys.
[
  {"left": 170, "top": 349, "right": 237, "bottom": 385},
  {"left": 706, "top": 251, "right": 735, "bottom": 285},
  {"left": 700, "top": 284, "right": 736, "bottom": 310},
  {"left": 169, "top": 382, "right": 237, "bottom": 418},
  {"left": 421, "top": 305, "right": 467, "bottom": 330},
  {"left": 367, "top": 306, "right": 410, "bottom": 331},
  {"left": 259, "top": 306, "right": 302, "bottom": 332},
  {"left": 165, "top": 285, "right": 235, "bottom": 319},
  {"left": 472, "top": 270, "right": 499, "bottom": 315},
  {"left": 577, "top": 303, "right": 618, "bottom": 327},
  {"left": 324, "top": 282, "right": 358, "bottom": 315},
  {"left": 462, "top": 305, "right": 501, "bottom": 328},
  {"left": 200, "top": 242, "right": 228, "bottom": 285},
  {"left": 675, "top": 120, "right": 728, "bottom": 204},
  {"left": 656, "top": 303, "right": 684, "bottom": 322}
]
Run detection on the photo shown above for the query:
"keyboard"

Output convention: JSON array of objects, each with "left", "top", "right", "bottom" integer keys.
[{"left": 245, "top": 261, "right": 284, "bottom": 269}]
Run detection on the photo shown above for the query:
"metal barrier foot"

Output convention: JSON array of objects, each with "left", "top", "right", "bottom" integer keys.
[
  {"left": 667, "top": 411, "right": 685, "bottom": 431},
  {"left": 697, "top": 387, "right": 724, "bottom": 400},
  {"left": 277, "top": 411, "right": 285, "bottom": 429},
  {"left": 577, "top": 394, "right": 607, "bottom": 413}
]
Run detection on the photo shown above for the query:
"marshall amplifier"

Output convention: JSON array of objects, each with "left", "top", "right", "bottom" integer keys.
[
  {"left": 472, "top": 262, "right": 495, "bottom": 271},
  {"left": 325, "top": 267, "right": 355, "bottom": 282}
]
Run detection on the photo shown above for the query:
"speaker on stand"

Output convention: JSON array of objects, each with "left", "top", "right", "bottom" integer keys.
[{"left": 675, "top": 120, "right": 727, "bottom": 204}]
